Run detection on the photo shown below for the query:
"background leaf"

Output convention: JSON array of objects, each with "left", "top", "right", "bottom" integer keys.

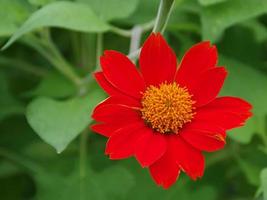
[
  {"left": 26, "top": 90, "right": 105, "bottom": 153},
  {"left": 261, "top": 168, "right": 267, "bottom": 200},
  {"left": 0, "top": 0, "right": 32, "bottom": 37},
  {"left": 78, "top": 0, "right": 140, "bottom": 21},
  {"left": 2, "top": 1, "right": 110, "bottom": 49},
  {"left": 201, "top": 0, "right": 267, "bottom": 41}
]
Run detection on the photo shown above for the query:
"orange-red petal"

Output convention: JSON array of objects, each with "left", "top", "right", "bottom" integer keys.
[
  {"left": 175, "top": 41, "right": 217, "bottom": 88},
  {"left": 170, "top": 136, "right": 205, "bottom": 180},
  {"left": 180, "top": 122, "right": 226, "bottom": 152},
  {"left": 105, "top": 122, "right": 146, "bottom": 159},
  {"left": 94, "top": 72, "right": 122, "bottom": 96},
  {"left": 149, "top": 143, "right": 180, "bottom": 189},
  {"left": 140, "top": 33, "right": 177, "bottom": 86},
  {"left": 191, "top": 67, "right": 227, "bottom": 107},
  {"left": 100, "top": 50, "right": 145, "bottom": 99},
  {"left": 135, "top": 129, "right": 167, "bottom": 167},
  {"left": 195, "top": 97, "right": 252, "bottom": 130},
  {"left": 92, "top": 104, "right": 141, "bottom": 123}
]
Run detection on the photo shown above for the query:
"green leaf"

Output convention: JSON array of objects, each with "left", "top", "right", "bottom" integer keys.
[
  {"left": 28, "top": 0, "right": 56, "bottom": 6},
  {"left": 26, "top": 90, "right": 105, "bottom": 153},
  {"left": 0, "top": 72, "right": 24, "bottom": 121},
  {"left": 198, "top": 0, "right": 228, "bottom": 6},
  {"left": 220, "top": 56, "right": 267, "bottom": 144},
  {"left": 201, "top": 0, "right": 267, "bottom": 42},
  {"left": 0, "top": 0, "right": 32, "bottom": 37},
  {"left": 2, "top": 1, "right": 110, "bottom": 49},
  {"left": 34, "top": 166, "right": 135, "bottom": 200},
  {"left": 27, "top": 72, "right": 76, "bottom": 98},
  {"left": 261, "top": 168, "right": 267, "bottom": 200},
  {"left": 78, "top": 0, "right": 140, "bottom": 21}
]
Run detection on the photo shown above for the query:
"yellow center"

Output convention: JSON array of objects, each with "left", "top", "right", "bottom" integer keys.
[{"left": 141, "top": 82, "right": 195, "bottom": 134}]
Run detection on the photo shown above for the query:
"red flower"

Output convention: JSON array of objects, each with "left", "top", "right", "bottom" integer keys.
[{"left": 91, "top": 33, "right": 252, "bottom": 188}]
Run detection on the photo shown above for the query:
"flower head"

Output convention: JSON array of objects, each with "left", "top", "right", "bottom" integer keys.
[{"left": 91, "top": 33, "right": 252, "bottom": 188}]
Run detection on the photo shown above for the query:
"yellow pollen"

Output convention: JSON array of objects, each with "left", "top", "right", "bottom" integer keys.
[{"left": 141, "top": 82, "right": 195, "bottom": 134}]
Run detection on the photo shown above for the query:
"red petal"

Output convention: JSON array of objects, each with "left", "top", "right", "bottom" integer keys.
[
  {"left": 140, "top": 33, "right": 177, "bottom": 86},
  {"left": 91, "top": 123, "right": 122, "bottom": 137},
  {"left": 181, "top": 122, "right": 226, "bottom": 152},
  {"left": 149, "top": 143, "right": 180, "bottom": 189},
  {"left": 135, "top": 130, "right": 167, "bottom": 167},
  {"left": 105, "top": 122, "right": 146, "bottom": 159},
  {"left": 191, "top": 67, "right": 227, "bottom": 107},
  {"left": 94, "top": 72, "right": 122, "bottom": 96},
  {"left": 92, "top": 104, "right": 141, "bottom": 124},
  {"left": 181, "top": 129, "right": 226, "bottom": 152},
  {"left": 101, "top": 50, "right": 145, "bottom": 99},
  {"left": 170, "top": 136, "right": 205, "bottom": 180},
  {"left": 175, "top": 41, "right": 217, "bottom": 88},
  {"left": 202, "top": 96, "right": 252, "bottom": 113},
  {"left": 195, "top": 97, "right": 252, "bottom": 130},
  {"left": 94, "top": 95, "right": 141, "bottom": 112}
]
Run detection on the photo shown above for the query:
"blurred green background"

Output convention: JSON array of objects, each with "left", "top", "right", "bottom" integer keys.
[{"left": 0, "top": 0, "right": 267, "bottom": 199}]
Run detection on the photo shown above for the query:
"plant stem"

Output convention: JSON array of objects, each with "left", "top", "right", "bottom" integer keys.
[
  {"left": 25, "top": 31, "right": 84, "bottom": 88},
  {"left": 109, "top": 20, "right": 155, "bottom": 38},
  {"left": 153, "top": 0, "right": 175, "bottom": 33},
  {"left": 0, "top": 147, "right": 42, "bottom": 174},
  {"left": 0, "top": 56, "right": 47, "bottom": 77},
  {"left": 79, "top": 129, "right": 88, "bottom": 200},
  {"left": 95, "top": 33, "right": 103, "bottom": 71}
]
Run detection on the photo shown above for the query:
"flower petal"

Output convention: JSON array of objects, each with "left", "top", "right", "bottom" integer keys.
[
  {"left": 94, "top": 95, "right": 141, "bottom": 111},
  {"left": 191, "top": 67, "right": 228, "bottom": 107},
  {"left": 195, "top": 97, "right": 252, "bottom": 130},
  {"left": 181, "top": 122, "right": 226, "bottom": 152},
  {"left": 170, "top": 136, "right": 205, "bottom": 180},
  {"left": 92, "top": 104, "right": 141, "bottom": 124},
  {"left": 91, "top": 123, "right": 122, "bottom": 137},
  {"left": 94, "top": 72, "right": 122, "bottom": 96},
  {"left": 135, "top": 130, "right": 167, "bottom": 167},
  {"left": 140, "top": 33, "right": 177, "bottom": 86},
  {"left": 105, "top": 122, "right": 146, "bottom": 159},
  {"left": 202, "top": 96, "right": 252, "bottom": 113},
  {"left": 149, "top": 143, "right": 180, "bottom": 189},
  {"left": 175, "top": 41, "right": 217, "bottom": 88},
  {"left": 101, "top": 50, "right": 145, "bottom": 98}
]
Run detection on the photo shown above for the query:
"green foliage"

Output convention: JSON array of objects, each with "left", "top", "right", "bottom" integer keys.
[
  {"left": 0, "top": 0, "right": 267, "bottom": 199},
  {"left": 78, "top": 0, "right": 140, "bottom": 21},
  {"left": 261, "top": 168, "right": 267, "bottom": 200},
  {"left": 27, "top": 72, "right": 76, "bottom": 98},
  {"left": 26, "top": 90, "right": 105, "bottom": 153},
  {"left": 201, "top": 0, "right": 267, "bottom": 41},
  {"left": 35, "top": 166, "right": 134, "bottom": 200},
  {"left": 0, "top": 0, "right": 32, "bottom": 37},
  {"left": 3, "top": 1, "right": 110, "bottom": 49},
  {"left": 0, "top": 72, "right": 24, "bottom": 121}
]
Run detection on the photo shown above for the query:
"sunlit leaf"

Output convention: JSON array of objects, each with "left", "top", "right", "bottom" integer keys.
[
  {"left": 26, "top": 90, "right": 105, "bottom": 153},
  {"left": 201, "top": 0, "right": 267, "bottom": 41},
  {"left": 2, "top": 1, "right": 110, "bottom": 49},
  {"left": 78, "top": 0, "right": 140, "bottom": 21}
]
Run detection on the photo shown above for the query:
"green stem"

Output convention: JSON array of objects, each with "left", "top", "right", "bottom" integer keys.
[
  {"left": 153, "top": 0, "right": 175, "bottom": 33},
  {"left": 0, "top": 56, "right": 47, "bottom": 77},
  {"left": 109, "top": 20, "right": 155, "bottom": 38},
  {"left": 95, "top": 33, "right": 103, "bottom": 71},
  {"left": 25, "top": 32, "right": 83, "bottom": 88},
  {"left": 79, "top": 130, "right": 88, "bottom": 200},
  {"left": 0, "top": 147, "right": 42, "bottom": 174}
]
